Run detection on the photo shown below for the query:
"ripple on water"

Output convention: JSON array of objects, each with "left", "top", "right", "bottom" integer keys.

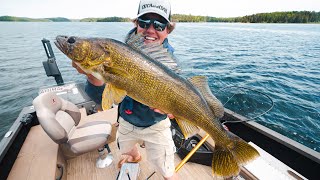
[{"left": 0, "top": 22, "right": 319, "bottom": 152}]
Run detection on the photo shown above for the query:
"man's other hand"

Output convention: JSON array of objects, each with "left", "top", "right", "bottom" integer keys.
[
  {"left": 72, "top": 62, "right": 104, "bottom": 86},
  {"left": 150, "top": 107, "right": 175, "bottom": 119}
]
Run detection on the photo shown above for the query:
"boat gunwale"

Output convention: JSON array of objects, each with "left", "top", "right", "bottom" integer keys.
[{"left": 223, "top": 108, "right": 320, "bottom": 164}]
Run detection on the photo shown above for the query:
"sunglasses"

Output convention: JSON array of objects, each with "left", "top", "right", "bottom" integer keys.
[{"left": 137, "top": 18, "right": 168, "bottom": 32}]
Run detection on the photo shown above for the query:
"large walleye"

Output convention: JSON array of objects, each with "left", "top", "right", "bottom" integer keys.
[{"left": 55, "top": 34, "right": 259, "bottom": 177}]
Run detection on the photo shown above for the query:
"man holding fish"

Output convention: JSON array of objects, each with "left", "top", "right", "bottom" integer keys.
[
  {"left": 72, "top": 0, "right": 180, "bottom": 179},
  {"left": 58, "top": 0, "right": 260, "bottom": 179}
]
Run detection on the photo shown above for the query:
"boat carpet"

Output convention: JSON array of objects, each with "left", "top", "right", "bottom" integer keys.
[{"left": 66, "top": 141, "right": 214, "bottom": 180}]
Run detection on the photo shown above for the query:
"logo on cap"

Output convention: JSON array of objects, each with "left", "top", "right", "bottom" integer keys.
[{"left": 142, "top": 3, "right": 168, "bottom": 14}]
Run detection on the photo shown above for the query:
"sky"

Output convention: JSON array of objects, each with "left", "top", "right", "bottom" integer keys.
[{"left": 0, "top": 0, "right": 319, "bottom": 19}]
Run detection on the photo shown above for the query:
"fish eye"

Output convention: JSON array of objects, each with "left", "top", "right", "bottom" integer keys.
[{"left": 67, "top": 36, "right": 76, "bottom": 44}]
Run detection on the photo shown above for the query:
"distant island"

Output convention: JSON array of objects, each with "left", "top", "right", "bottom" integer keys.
[
  {"left": 1, "top": 11, "right": 319, "bottom": 23},
  {"left": 0, "top": 16, "right": 71, "bottom": 22}
]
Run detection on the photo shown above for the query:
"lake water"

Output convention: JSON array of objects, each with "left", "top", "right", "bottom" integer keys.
[{"left": 0, "top": 22, "right": 319, "bottom": 152}]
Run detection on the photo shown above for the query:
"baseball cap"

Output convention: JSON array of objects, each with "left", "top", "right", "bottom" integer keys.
[{"left": 136, "top": 0, "right": 171, "bottom": 23}]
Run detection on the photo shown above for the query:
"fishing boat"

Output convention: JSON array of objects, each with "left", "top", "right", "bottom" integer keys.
[{"left": 0, "top": 39, "right": 319, "bottom": 180}]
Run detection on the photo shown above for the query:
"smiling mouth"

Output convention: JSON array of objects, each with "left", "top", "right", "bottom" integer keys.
[{"left": 145, "top": 36, "right": 156, "bottom": 41}]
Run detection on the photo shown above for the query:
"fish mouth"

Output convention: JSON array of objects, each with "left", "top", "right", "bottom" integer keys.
[{"left": 54, "top": 35, "right": 69, "bottom": 54}]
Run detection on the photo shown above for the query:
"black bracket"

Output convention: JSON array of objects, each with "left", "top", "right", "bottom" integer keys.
[{"left": 41, "top": 38, "right": 64, "bottom": 86}]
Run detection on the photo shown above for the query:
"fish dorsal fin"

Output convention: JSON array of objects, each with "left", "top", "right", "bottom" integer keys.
[
  {"left": 188, "top": 76, "right": 224, "bottom": 119},
  {"left": 125, "top": 32, "right": 179, "bottom": 71},
  {"left": 175, "top": 118, "right": 200, "bottom": 139},
  {"left": 102, "top": 83, "right": 127, "bottom": 110}
]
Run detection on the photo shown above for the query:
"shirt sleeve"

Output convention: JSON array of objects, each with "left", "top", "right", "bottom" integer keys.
[{"left": 84, "top": 80, "right": 105, "bottom": 105}]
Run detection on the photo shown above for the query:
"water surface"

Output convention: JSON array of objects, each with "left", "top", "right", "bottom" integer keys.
[{"left": 0, "top": 22, "right": 319, "bottom": 151}]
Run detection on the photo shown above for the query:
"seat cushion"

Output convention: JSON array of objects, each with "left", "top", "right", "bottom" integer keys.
[
  {"left": 68, "top": 121, "right": 112, "bottom": 154},
  {"left": 56, "top": 110, "right": 76, "bottom": 136}
]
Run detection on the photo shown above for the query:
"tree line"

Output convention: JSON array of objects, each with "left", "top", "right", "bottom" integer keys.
[
  {"left": 234, "top": 11, "right": 320, "bottom": 23},
  {"left": 1, "top": 11, "right": 319, "bottom": 23},
  {"left": 0, "top": 16, "right": 70, "bottom": 22},
  {"left": 172, "top": 11, "right": 320, "bottom": 23},
  {"left": 80, "top": 17, "right": 131, "bottom": 22}
]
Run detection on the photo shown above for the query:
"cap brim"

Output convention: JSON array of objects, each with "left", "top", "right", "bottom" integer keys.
[{"left": 137, "top": 10, "right": 170, "bottom": 23}]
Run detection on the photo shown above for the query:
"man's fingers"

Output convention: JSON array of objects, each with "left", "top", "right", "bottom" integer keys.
[
  {"left": 71, "top": 61, "right": 77, "bottom": 67},
  {"left": 152, "top": 108, "right": 164, "bottom": 114},
  {"left": 167, "top": 114, "right": 175, "bottom": 119},
  {"left": 88, "top": 74, "right": 105, "bottom": 86},
  {"left": 72, "top": 62, "right": 86, "bottom": 74},
  {"left": 151, "top": 108, "right": 175, "bottom": 119},
  {"left": 71, "top": 62, "right": 104, "bottom": 86}
]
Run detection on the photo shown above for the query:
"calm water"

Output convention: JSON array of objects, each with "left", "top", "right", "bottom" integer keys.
[{"left": 0, "top": 22, "right": 319, "bottom": 152}]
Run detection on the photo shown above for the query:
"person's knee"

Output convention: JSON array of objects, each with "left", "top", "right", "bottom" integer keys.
[{"left": 148, "top": 146, "right": 175, "bottom": 178}]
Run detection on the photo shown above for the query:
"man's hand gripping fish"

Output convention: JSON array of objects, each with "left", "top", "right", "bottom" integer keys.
[{"left": 55, "top": 34, "right": 259, "bottom": 178}]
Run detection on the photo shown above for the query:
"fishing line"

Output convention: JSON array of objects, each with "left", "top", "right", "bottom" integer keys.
[{"left": 217, "top": 85, "right": 274, "bottom": 124}]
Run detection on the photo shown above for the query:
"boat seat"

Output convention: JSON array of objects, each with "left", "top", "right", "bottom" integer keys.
[{"left": 33, "top": 92, "right": 112, "bottom": 158}]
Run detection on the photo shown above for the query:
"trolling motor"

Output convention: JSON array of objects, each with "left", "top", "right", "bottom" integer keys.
[{"left": 41, "top": 38, "right": 64, "bottom": 85}]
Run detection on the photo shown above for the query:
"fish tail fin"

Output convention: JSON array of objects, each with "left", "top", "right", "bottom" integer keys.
[
  {"left": 212, "top": 146, "right": 239, "bottom": 177},
  {"left": 231, "top": 136, "right": 260, "bottom": 164},
  {"left": 212, "top": 133, "right": 259, "bottom": 177}
]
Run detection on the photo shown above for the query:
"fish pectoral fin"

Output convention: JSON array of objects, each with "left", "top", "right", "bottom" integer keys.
[
  {"left": 188, "top": 76, "right": 224, "bottom": 119},
  {"left": 102, "top": 83, "right": 127, "bottom": 110},
  {"left": 103, "top": 65, "right": 133, "bottom": 80},
  {"left": 175, "top": 118, "right": 200, "bottom": 139}
]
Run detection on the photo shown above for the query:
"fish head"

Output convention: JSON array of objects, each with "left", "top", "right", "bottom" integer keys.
[{"left": 55, "top": 35, "right": 110, "bottom": 70}]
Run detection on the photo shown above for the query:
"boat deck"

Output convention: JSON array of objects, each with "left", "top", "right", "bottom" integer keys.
[
  {"left": 66, "top": 108, "right": 214, "bottom": 180},
  {"left": 7, "top": 107, "right": 307, "bottom": 180},
  {"left": 67, "top": 141, "right": 214, "bottom": 180},
  {"left": 62, "top": 108, "right": 308, "bottom": 180}
]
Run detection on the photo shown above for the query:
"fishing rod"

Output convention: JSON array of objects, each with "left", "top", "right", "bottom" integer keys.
[{"left": 175, "top": 134, "right": 210, "bottom": 172}]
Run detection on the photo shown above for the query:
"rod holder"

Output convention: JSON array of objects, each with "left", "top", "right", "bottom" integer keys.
[{"left": 41, "top": 38, "right": 64, "bottom": 86}]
